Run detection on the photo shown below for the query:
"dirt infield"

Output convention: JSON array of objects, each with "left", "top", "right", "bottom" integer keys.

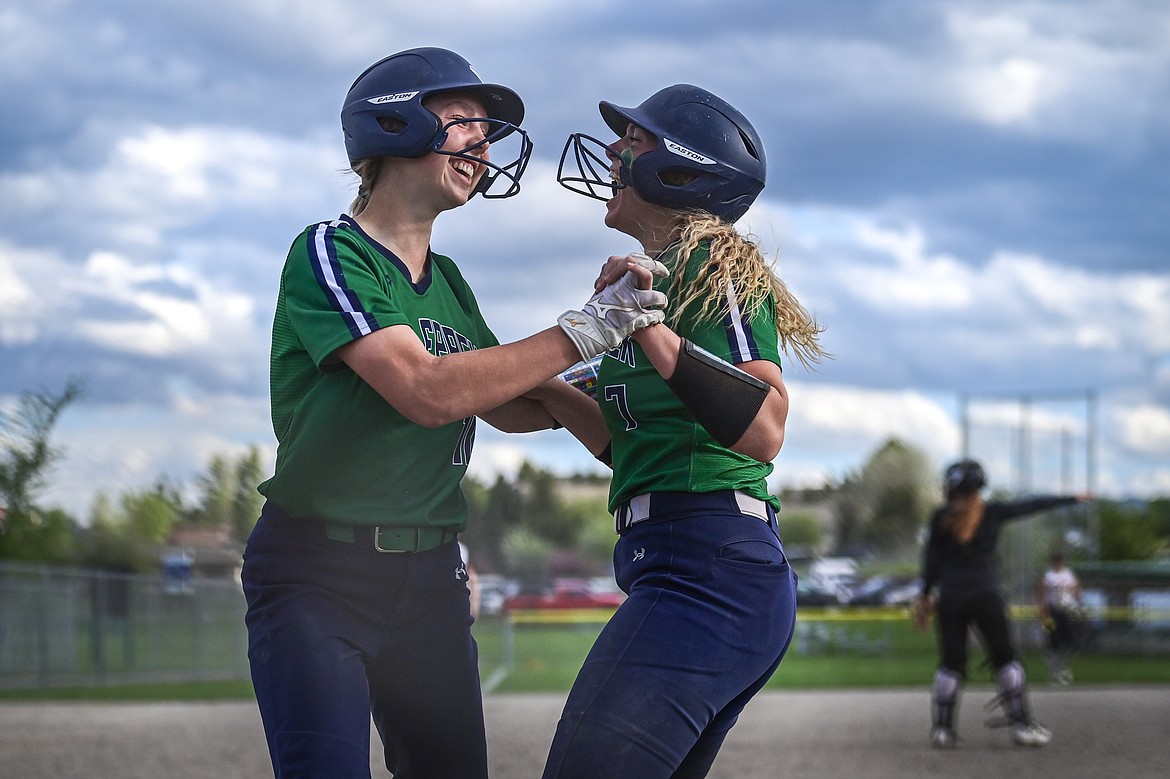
[{"left": 2, "top": 686, "right": 1167, "bottom": 778}]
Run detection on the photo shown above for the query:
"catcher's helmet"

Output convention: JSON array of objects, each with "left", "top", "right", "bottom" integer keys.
[
  {"left": 943, "top": 459, "right": 987, "bottom": 498},
  {"left": 341, "top": 47, "right": 531, "bottom": 198},
  {"left": 557, "top": 84, "right": 766, "bottom": 222}
]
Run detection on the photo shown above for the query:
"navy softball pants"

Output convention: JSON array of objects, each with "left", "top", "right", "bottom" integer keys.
[
  {"left": 241, "top": 504, "right": 486, "bottom": 779},
  {"left": 541, "top": 491, "right": 797, "bottom": 779}
]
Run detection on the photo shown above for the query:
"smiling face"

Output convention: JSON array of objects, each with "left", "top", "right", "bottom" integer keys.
[
  {"left": 603, "top": 123, "right": 675, "bottom": 248},
  {"left": 422, "top": 92, "right": 492, "bottom": 207}
]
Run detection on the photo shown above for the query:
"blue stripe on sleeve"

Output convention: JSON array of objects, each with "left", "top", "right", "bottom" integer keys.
[
  {"left": 308, "top": 220, "right": 379, "bottom": 340},
  {"left": 722, "top": 280, "right": 761, "bottom": 362}
]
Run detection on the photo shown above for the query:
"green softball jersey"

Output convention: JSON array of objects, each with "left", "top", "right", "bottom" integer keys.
[
  {"left": 599, "top": 242, "right": 782, "bottom": 514},
  {"left": 259, "top": 215, "right": 499, "bottom": 530}
]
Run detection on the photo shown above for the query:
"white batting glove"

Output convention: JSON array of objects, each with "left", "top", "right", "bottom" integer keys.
[
  {"left": 627, "top": 252, "right": 670, "bottom": 280},
  {"left": 558, "top": 260, "right": 669, "bottom": 361}
]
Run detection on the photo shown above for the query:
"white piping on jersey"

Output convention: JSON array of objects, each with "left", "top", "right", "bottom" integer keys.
[
  {"left": 313, "top": 219, "right": 374, "bottom": 336},
  {"left": 724, "top": 279, "right": 752, "bottom": 362}
]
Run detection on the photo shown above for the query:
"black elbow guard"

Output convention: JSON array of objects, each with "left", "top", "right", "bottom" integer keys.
[{"left": 665, "top": 339, "right": 770, "bottom": 448}]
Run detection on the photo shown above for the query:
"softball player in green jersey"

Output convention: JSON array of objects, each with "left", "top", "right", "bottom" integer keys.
[
  {"left": 545, "top": 85, "right": 827, "bottom": 778},
  {"left": 242, "top": 48, "right": 665, "bottom": 779}
]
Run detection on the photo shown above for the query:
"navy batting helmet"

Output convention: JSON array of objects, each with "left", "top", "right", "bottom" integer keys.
[
  {"left": 557, "top": 84, "right": 766, "bottom": 222},
  {"left": 341, "top": 47, "right": 531, "bottom": 197},
  {"left": 943, "top": 459, "right": 987, "bottom": 498}
]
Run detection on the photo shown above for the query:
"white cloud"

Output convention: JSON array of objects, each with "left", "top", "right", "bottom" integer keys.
[
  {"left": 786, "top": 381, "right": 959, "bottom": 461},
  {"left": 0, "top": 244, "right": 34, "bottom": 312},
  {"left": 941, "top": 4, "right": 1170, "bottom": 143},
  {"left": 0, "top": 123, "right": 343, "bottom": 252},
  {"left": 965, "top": 57, "right": 1055, "bottom": 126},
  {"left": 945, "top": 13, "right": 1063, "bottom": 126},
  {"left": 992, "top": 253, "right": 1170, "bottom": 353},
  {"left": 795, "top": 216, "right": 1170, "bottom": 363},
  {"left": 849, "top": 222, "right": 976, "bottom": 310},
  {"left": 466, "top": 440, "right": 535, "bottom": 485},
  {"left": 1115, "top": 403, "right": 1170, "bottom": 457},
  {"left": 75, "top": 251, "right": 256, "bottom": 359}
]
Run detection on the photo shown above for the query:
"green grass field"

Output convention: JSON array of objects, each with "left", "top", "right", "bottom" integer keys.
[
  {"left": 2, "top": 611, "right": 1168, "bottom": 702},
  {"left": 475, "top": 612, "right": 1170, "bottom": 693}
]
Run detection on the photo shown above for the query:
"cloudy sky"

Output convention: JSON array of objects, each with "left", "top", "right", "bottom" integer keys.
[{"left": 2, "top": 0, "right": 1168, "bottom": 520}]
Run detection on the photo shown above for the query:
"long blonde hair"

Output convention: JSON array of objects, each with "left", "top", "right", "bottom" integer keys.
[
  {"left": 347, "top": 158, "right": 382, "bottom": 216},
  {"left": 663, "top": 212, "right": 827, "bottom": 368}
]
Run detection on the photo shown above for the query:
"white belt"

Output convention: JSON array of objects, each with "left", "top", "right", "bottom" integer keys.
[{"left": 613, "top": 491, "right": 771, "bottom": 534}]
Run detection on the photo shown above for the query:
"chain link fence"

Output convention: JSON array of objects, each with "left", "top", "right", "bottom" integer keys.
[
  {"left": 0, "top": 561, "right": 249, "bottom": 690},
  {"left": 3, "top": 558, "right": 1166, "bottom": 692}
]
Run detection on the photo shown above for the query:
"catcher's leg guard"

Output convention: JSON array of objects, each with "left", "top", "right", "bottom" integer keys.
[
  {"left": 989, "top": 661, "right": 1052, "bottom": 746},
  {"left": 930, "top": 668, "right": 963, "bottom": 748},
  {"left": 993, "top": 661, "right": 1029, "bottom": 724}
]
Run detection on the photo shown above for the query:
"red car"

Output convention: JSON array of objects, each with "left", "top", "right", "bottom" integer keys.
[{"left": 504, "top": 579, "right": 625, "bottom": 611}]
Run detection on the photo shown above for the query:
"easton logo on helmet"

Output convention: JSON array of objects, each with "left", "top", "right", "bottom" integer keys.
[
  {"left": 665, "top": 139, "right": 715, "bottom": 165},
  {"left": 368, "top": 91, "right": 419, "bottom": 105}
]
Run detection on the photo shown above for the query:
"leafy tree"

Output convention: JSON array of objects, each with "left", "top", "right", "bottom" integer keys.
[
  {"left": 518, "top": 462, "right": 577, "bottom": 548},
  {"left": 192, "top": 454, "right": 235, "bottom": 527},
  {"left": 0, "top": 507, "right": 77, "bottom": 563},
  {"left": 1148, "top": 498, "right": 1170, "bottom": 540},
  {"left": 560, "top": 495, "right": 617, "bottom": 575},
  {"left": 834, "top": 438, "right": 935, "bottom": 557},
  {"left": 464, "top": 463, "right": 615, "bottom": 576},
  {"left": 230, "top": 447, "right": 265, "bottom": 542},
  {"left": 184, "top": 447, "right": 265, "bottom": 542},
  {"left": 462, "top": 474, "right": 524, "bottom": 573},
  {"left": 862, "top": 482, "right": 930, "bottom": 553},
  {"left": 500, "top": 524, "right": 554, "bottom": 578},
  {"left": 776, "top": 512, "right": 824, "bottom": 551},
  {"left": 831, "top": 475, "right": 866, "bottom": 554},
  {"left": 1097, "top": 501, "right": 1163, "bottom": 561},
  {"left": 79, "top": 484, "right": 183, "bottom": 572},
  {"left": 121, "top": 487, "right": 181, "bottom": 546},
  {"left": 0, "top": 380, "right": 83, "bottom": 562}
]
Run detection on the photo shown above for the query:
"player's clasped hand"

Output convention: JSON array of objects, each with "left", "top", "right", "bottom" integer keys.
[
  {"left": 593, "top": 252, "right": 668, "bottom": 291},
  {"left": 558, "top": 253, "right": 669, "bottom": 361}
]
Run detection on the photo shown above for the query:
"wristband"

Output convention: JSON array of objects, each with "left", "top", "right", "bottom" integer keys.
[{"left": 559, "top": 355, "right": 603, "bottom": 399}]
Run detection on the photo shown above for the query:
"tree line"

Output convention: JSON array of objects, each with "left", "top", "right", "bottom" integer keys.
[{"left": 2, "top": 383, "right": 1167, "bottom": 575}]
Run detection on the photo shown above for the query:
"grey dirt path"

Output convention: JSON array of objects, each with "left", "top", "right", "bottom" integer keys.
[{"left": 2, "top": 687, "right": 1167, "bottom": 779}]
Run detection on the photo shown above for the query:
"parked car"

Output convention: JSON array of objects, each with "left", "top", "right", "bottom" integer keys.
[
  {"left": 795, "top": 578, "right": 841, "bottom": 607},
  {"left": 476, "top": 574, "right": 519, "bottom": 616},
  {"left": 807, "top": 557, "right": 859, "bottom": 602},
  {"left": 878, "top": 577, "right": 922, "bottom": 607},
  {"left": 842, "top": 575, "right": 921, "bottom": 607},
  {"left": 504, "top": 577, "right": 625, "bottom": 611},
  {"left": 842, "top": 575, "right": 895, "bottom": 606}
]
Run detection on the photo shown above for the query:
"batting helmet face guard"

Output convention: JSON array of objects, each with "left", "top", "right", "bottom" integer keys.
[
  {"left": 341, "top": 47, "right": 532, "bottom": 198},
  {"left": 944, "top": 459, "right": 987, "bottom": 498},
  {"left": 557, "top": 84, "right": 766, "bottom": 222}
]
